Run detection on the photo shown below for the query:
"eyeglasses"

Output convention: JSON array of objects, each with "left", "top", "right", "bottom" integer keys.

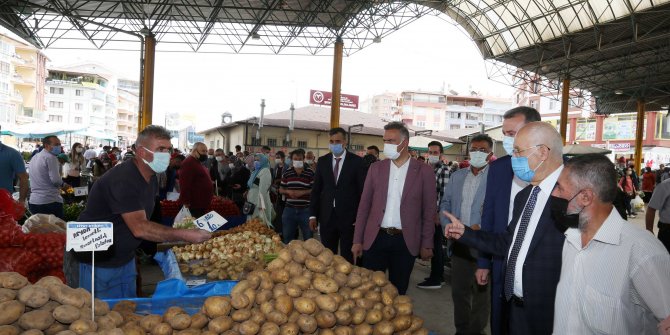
[{"left": 512, "top": 144, "right": 549, "bottom": 156}]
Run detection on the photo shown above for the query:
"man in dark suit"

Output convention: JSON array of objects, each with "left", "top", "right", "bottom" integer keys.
[
  {"left": 309, "top": 128, "right": 365, "bottom": 263},
  {"left": 476, "top": 106, "right": 541, "bottom": 335},
  {"left": 445, "top": 121, "right": 565, "bottom": 335}
]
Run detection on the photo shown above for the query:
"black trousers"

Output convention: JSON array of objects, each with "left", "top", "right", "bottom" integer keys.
[
  {"left": 658, "top": 222, "right": 670, "bottom": 254},
  {"left": 362, "top": 231, "right": 416, "bottom": 295},
  {"left": 502, "top": 298, "right": 531, "bottom": 335},
  {"left": 428, "top": 222, "right": 444, "bottom": 280},
  {"left": 320, "top": 211, "right": 355, "bottom": 264}
]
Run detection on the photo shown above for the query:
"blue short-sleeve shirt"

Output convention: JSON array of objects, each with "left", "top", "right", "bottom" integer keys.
[{"left": 0, "top": 142, "right": 26, "bottom": 194}]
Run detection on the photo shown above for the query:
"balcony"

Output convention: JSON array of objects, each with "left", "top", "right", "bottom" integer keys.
[
  {"left": 9, "top": 90, "right": 23, "bottom": 103},
  {"left": 10, "top": 73, "right": 35, "bottom": 87}
]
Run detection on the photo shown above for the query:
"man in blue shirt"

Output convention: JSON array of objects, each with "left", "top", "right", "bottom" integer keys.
[{"left": 0, "top": 131, "right": 28, "bottom": 204}]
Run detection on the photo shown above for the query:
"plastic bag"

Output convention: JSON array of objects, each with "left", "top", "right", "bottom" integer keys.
[
  {"left": 166, "top": 192, "right": 180, "bottom": 201},
  {"left": 22, "top": 214, "right": 67, "bottom": 234},
  {"left": 632, "top": 195, "right": 644, "bottom": 211},
  {"left": 173, "top": 206, "right": 194, "bottom": 228}
]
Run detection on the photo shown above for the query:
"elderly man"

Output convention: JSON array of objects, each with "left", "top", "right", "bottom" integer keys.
[
  {"left": 210, "top": 149, "right": 230, "bottom": 197},
  {"left": 29, "top": 135, "right": 69, "bottom": 219},
  {"left": 440, "top": 134, "right": 494, "bottom": 335},
  {"left": 178, "top": 142, "right": 214, "bottom": 218},
  {"left": 305, "top": 151, "right": 316, "bottom": 170},
  {"left": 353, "top": 121, "right": 436, "bottom": 295},
  {"left": 445, "top": 122, "right": 565, "bottom": 335},
  {"left": 67, "top": 126, "right": 211, "bottom": 298},
  {"left": 551, "top": 154, "right": 670, "bottom": 334}
]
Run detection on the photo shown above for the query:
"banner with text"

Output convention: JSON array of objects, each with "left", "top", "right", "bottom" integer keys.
[{"left": 309, "top": 90, "right": 359, "bottom": 109}]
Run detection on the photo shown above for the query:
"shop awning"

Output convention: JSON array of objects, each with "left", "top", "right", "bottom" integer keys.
[
  {"left": 0, "top": 123, "right": 87, "bottom": 137},
  {"left": 563, "top": 144, "right": 612, "bottom": 156},
  {"left": 74, "top": 129, "right": 118, "bottom": 141}
]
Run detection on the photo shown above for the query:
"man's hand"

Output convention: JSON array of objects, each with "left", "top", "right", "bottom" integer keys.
[
  {"left": 181, "top": 229, "right": 212, "bottom": 243},
  {"left": 420, "top": 248, "right": 433, "bottom": 261},
  {"left": 475, "top": 269, "right": 489, "bottom": 285},
  {"left": 309, "top": 218, "right": 318, "bottom": 232},
  {"left": 443, "top": 211, "right": 465, "bottom": 240},
  {"left": 352, "top": 244, "right": 363, "bottom": 264},
  {"left": 658, "top": 315, "right": 670, "bottom": 335}
]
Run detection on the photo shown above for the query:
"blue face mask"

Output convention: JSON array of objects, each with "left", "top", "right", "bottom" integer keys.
[
  {"left": 503, "top": 136, "right": 515, "bottom": 156},
  {"left": 141, "top": 147, "right": 170, "bottom": 173},
  {"left": 285, "top": 158, "right": 292, "bottom": 167},
  {"left": 329, "top": 143, "right": 344, "bottom": 156},
  {"left": 254, "top": 161, "right": 262, "bottom": 170},
  {"left": 511, "top": 149, "right": 544, "bottom": 182},
  {"left": 50, "top": 146, "right": 61, "bottom": 155}
]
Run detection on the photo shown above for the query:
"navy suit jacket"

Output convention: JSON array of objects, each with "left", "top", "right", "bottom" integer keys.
[
  {"left": 478, "top": 155, "right": 514, "bottom": 269},
  {"left": 460, "top": 184, "right": 565, "bottom": 335}
]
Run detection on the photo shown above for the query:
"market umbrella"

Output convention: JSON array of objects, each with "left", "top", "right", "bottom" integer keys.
[
  {"left": 74, "top": 129, "right": 118, "bottom": 141},
  {"left": 563, "top": 144, "right": 612, "bottom": 156},
  {"left": 408, "top": 136, "right": 453, "bottom": 153}
]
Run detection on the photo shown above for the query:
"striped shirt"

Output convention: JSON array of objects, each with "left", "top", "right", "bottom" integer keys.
[
  {"left": 280, "top": 167, "right": 314, "bottom": 208},
  {"left": 553, "top": 208, "right": 670, "bottom": 335},
  {"left": 434, "top": 162, "right": 450, "bottom": 208}
]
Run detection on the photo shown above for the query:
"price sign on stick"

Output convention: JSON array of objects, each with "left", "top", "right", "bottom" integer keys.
[
  {"left": 73, "top": 187, "right": 88, "bottom": 197},
  {"left": 194, "top": 211, "right": 228, "bottom": 232},
  {"left": 66, "top": 222, "right": 114, "bottom": 320}
]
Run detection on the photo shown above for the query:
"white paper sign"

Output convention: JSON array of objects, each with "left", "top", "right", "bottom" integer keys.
[
  {"left": 166, "top": 192, "right": 180, "bottom": 201},
  {"left": 66, "top": 222, "right": 114, "bottom": 252},
  {"left": 74, "top": 187, "right": 88, "bottom": 196},
  {"left": 194, "top": 211, "right": 227, "bottom": 232}
]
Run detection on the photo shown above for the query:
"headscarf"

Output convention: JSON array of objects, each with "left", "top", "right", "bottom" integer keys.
[{"left": 247, "top": 153, "right": 269, "bottom": 188}]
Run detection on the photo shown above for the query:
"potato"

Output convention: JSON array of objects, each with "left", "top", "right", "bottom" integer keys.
[
  {"left": 365, "top": 310, "right": 383, "bottom": 325},
  {"left": 339, "top": 288, "right": 353, "bottom": 301},
  {"left": 175, "top": 330, "right": 200, "bottom": 335},
  {"left": 38, "top": 301, "right": 59, "bottom": 313},
  {"left": 289, "top": 248, "right": 308, "bottom": 264},
  {"left": 255, "top": 289, "right": 273, "bottom": 305},
  {"left": 0, "top": 300, "right": 24, "bottom": 325},
  {"left": 250, "top": 310, "right": 265, "bottom": 324},
  {"left": 18, "top": 309, "right": 54, "bottom": 330},
  {"left": 231, "top": 309, "right": 252, "bottom": 322},
  {"left": 316, "top": 249, "right": 334, "bottom": 266},
  {"left": 52, "top": 305, "right": 80, "bottom": 324},
  {"left": 77, "top": 307, "right": 92, "bottom": 321},
  {"left": 302, "top": 289, "right": 320, "bottom": 300},
  {"left": 350, "top": 290, "right": 363, "bottom": 300},
  {"left": 231, "top": 293, "right": 250, "bottom": 310},
  {"left": 272, "top": 284, "right": 287, "bottom": 299},
  {"left": 315, "top": 295, "right": 338, "bottom": 313},
  {"left": 333, "top": 273, "right": 348, "bottom": 288},
  {"left": 321, "top": 330, "right": 335, "bottom": 335},
  {"left": 315, "top": 310, "right": 337, "bottom": 328},
  {"left": 266, "top": 311, "right": 287, "bottom": 326},
  {"left": 395, "top": 302, "right": 413, "bottom": 316},
  {"left": 0, "top": 289, "right": 16, "bottom": 303},
  {"left": 151, "top": 322, "right": 173, "bottom": 335},
  {"left": 278, "top": 249, "right": 292, "bottom": 263},
  {"left": 96, "top": 315, "right": 116, "bottom": 330},
  {"left": 274, "top": 296, "right": 293, "bottom": 315},
  {"left": 334, "top": 310, "right": 352, "bottom": 326},
  {"left": 278, "top": 323, "right": 298, "bottom": 335},
  {"left": 304, "top": 258, "right": 326, "bottom": 274},
  {"left": 381, "top": 306, "right": 396, "bottom": 320},
  {"left": 337, "top": 300, "right": 355, "bottom": 313},
  {"left": 407, "top": 316, "right": 423, "bottom": 332},
  {"left": 18, "top": 330, "right": 43, "bottom": 335},
  {"left": 69, "top": 320, "right": 97, "bottom": 335},
  {"left": 393, "top": 296, "right": 411, "bottom": 305},
  {"left": 168, "top": 313, "right": 191, "bottom": 330},
  {"left": 312, "top": 275, "right": 338, "bottom": 294},
  {"left": 353, "top": 324, "right": 372, "bottom": 335},
  {"left": 52, "top": 287, "right": 85, "bottom": 308},
  {"left": 260, "top": 278, "right": 274, "bottom": 291},
  {"left": 44, "top": 322, "right": 68, "bottom": 335},
  {"left": 208, "top": 316, "right": 233, "bottom": 333},
  {"left": 373, "top": 303, "right": 384, "bottom": 311},
  {"left": 54, "top": 331, "right": 77, "bottom": 335},
  {"left": 380, "top": 292, "right": 394, "bottom": 306},
  {"left": 333, "top": 260, "right": 352, "bottom": 275},
  {"left": 93, "top": 299, "right": 110, "bottom": 316},
  {"left": 293, "top": 297, "right": 316, "bottom": 315},
  {"left": 259, "top": 323, "right": 279, "bottom": 335},
  {"left": 203, "top": 296, "right": 232, "bottom": 318},
  {"left": 121, "top": 324, "right": 145, "bottom": 335},
  {"left": 189, "top": 313, "right": 208, "bottom": 330},
  {"left": 334, "top": 326, "right": 353, "bottom": 335},
  {"left": 0, "top": 273, "right": 28, "bottom": 290},
  {"left": 372, "top": 321, "right": 394, "bottom": 335},
  {"left": 296, "top": 315, "right": 317, "bottom": 334},
  {"left": 358, "top": 281, "right": 375, "bottom": 292},
  {"left": 266, "top": 259, "right": 286, "bottom": 272},
  {"left": 238, "top": 321, "right": 259, "bottom": 335},
  {"left": 350, "top": 307, "right": 366, "bottom": 325},
  {"left": 112, "top": 300, "right": 137, "bottom": 313},
  {"left": 284, "top": 263, "right": 302, "bottom": 279},
  {"left": 140, "top": 315, "right": 164, "bottom": 332},
  {"left": 287, "top": 311, "right": 300, "bottom": 324},
  {"left": 222, "top": 331, "right": 240, "bottom": 335},
  {"left": 355, "top": 299, "right": 374, "bottom": 310},
  {"left": 346, "top": 274, "right": 362, "bottom": 289},
  {"left": 284, "top": 283, "right": 302, "bottom": 298},
  {"left": 0, "top": 325, "right": 19, "bottom": 335},
  {"left": 391, "top": 315, "right": 411, "bottom": 331},
  {"left": 303, "top": 239, "right": 324, "bottom": 256},
  {"left": 364, "top": 291, "right": 381, "bottom": 303},
  {"left": 270, "top": 270, "right": 290, "bottom": 284}
]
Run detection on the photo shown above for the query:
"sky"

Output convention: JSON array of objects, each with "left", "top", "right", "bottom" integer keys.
[{"left": 39, "top": 13, "right": 514, "bottom": 131}]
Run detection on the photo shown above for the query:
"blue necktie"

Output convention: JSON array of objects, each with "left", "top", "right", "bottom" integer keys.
[{"left": 504, "top": 186, "right": 540, "bottom": 301}]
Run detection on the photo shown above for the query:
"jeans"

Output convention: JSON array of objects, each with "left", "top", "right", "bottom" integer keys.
[
  {"left": 78, "top": 258, "right": 137, "bottom": 299},
  {"left": 282, "top": 206, "right": 312, "bottom": 244},
  {"left": 29, "top": 202, "right": 64, "bottom": 220}
]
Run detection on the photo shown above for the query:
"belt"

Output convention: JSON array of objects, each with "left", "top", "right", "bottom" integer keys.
[
  {"left": 380, "top": 227, "right": 403, "bottom": 235},
  {"left": 510, "top": 295, "right": 524, "bottom": 307}
]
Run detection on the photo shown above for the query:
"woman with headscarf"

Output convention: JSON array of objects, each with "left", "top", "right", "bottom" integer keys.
[
  {"left": 246, "top": 153, "right": 274, "bottom": 227},
  {"left": 64, "top": 142, "right": 86, "bottom": 187},
  {"left": 229, "top": 156, "right": 250, "bottom": 210}
]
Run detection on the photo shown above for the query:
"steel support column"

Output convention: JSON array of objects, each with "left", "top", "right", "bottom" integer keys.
[
  {"left": 634, "top": 99, "right": 645, "bottom": 174},
  {"left": 330, "top": 37, "right": 343, "bottom": 128},
  {"left": 140, "top": 34, "right": 156, "bottom": 130},
  {"left": 559, "top": 78, "right": 570, "bottom": 144}
]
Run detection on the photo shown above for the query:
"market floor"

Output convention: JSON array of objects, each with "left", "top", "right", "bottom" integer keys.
[{"left": 136, "top": 209, "right": 656, "bottom": 335}]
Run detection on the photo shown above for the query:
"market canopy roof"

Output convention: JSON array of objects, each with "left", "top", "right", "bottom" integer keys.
[
  {"left": 408, "top": 136, "right": 452, "bottom": 152},
  {"left": 563, "top": 143, "right": 612, "bottom": 156},
  {"left": 2, "top": 0, "right": 669, "bottom": 112},
  {"left": 0, "top": 123, "right": 87, "bottom": 137}
]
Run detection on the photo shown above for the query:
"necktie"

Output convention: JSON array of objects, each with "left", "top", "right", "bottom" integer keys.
[
  {"left": 504, "top": 185, "right": 541, "bottom": 301},
  {"left": 333, "top": 157, "right": 342, "bottom": 184}
]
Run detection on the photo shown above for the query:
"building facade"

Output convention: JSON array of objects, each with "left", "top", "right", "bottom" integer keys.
[{"left": 117, "top": 78, "right": 139, "bottom": 148}]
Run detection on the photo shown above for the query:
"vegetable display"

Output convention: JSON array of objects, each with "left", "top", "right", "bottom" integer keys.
[{"left": 209, "top": 197, "right": 240, "bottom": 217}]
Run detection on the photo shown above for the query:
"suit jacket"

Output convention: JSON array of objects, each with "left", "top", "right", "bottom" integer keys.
[
  {"left": 354, "top": 158, "right": 437, "bottom": 256},
  {"left": 439, "top": 166, "right": 489, "bottom": 228},
  {"left": 459, "top": 184, "right": 565, "bottom": 335},
  {"left": 478, "top": 155, "right": 514, "bottom": 268},
  {"left": 309, "top": 151, "right": 365, "bottom": 227}
]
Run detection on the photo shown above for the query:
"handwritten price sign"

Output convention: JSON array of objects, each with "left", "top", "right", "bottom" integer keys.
[
  {"left": 194, "top": 211, "right": 228, "bottom": 232},
  {"left": 66, "top": 222, "right": 114, "bottom": 252}
]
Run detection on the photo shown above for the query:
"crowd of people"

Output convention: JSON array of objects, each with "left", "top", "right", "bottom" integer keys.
[{"left": 2, "top": 107, "right": 670, "bottom": 334}]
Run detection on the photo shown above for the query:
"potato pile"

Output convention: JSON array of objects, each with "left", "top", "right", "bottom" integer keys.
[
  {"left": 211, "top": 219, "right": 277, "bottom": 239},
  {"left": 188, "top": 239, "right": 429, "bottom": 335},
  {"left": 0, "top": 272, "right": 125, "bottom": 335}
]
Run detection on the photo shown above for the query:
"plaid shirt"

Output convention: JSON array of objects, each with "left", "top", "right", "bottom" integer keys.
[{"left": 434, "top": 162, "right": 451, "bottom": 208}]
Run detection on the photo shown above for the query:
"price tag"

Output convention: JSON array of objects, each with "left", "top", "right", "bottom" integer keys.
[
  {"left": 194, "top": 211, "right": 228, "bottom": 232},
  {"left": 74, "top": 187, "right": 88, "bottom": 196},
  {"left": 186, "top": 279, "right": 207, "bottom": 286},
  {"left": 66, "top": 222, "right": 114, "bottom": 252}
]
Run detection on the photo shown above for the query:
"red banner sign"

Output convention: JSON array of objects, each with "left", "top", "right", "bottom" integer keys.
[{"left": 309, "top": 90, "right": 359, "bottom": 109}]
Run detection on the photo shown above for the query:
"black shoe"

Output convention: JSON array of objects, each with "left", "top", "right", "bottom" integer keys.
[
  {"left": 417, "top": 278, "right": 442, "bottom": 289},
  {"left": 423, "top": 277, "right": 445, "bottom": 283}
]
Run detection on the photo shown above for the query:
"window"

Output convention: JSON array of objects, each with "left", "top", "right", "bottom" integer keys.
[
  {"left": 297, "top": 140, "right": 308, "bottom": 148},
  {"left": 0, "top": 62, "right": 8, "bottom": 75},
  {"left": 415, "top": 120, "right": 426, "bottom": 127},
  {"left": 74, "top": 117, "right": 82, "bottom": 124},
  {"left": 216, "top": 140, "right": 220, "bottom": 149},
  {"left": 432, "top": 122, "right": 440, "bottom": 129},
  {"left": 48, "top": 115, "right": 63, "bottom": 122},
  {"left": 49, "top": 87, "right": 64, "bottom": 94},
  {"left": 549, "top": 100, "right": 557, "bottom": 110},
  {"left": 350, "top": 144, "right": 363, "bottom": 151},
  {"left": 484, "top": 114, "right": 494, "bottom": 122},
  {"left": 466, "top": 113, "right": 480, "bottom": 121},
  {"left": 450, "top": 112, "right": 461, "bottom": 119},
  {"left": 0, "top": 82, "right": 8, "bottom": 93},
  {"left": 74, "top": 103, "right": 83, "bottom": 111},
  {"left": 450, "top": 124, "right": 461, "bottom": 130},
  {"left": 530, "top": 100, "right": 538, "bottom": 109},
  {"left": 267, "top": 138, "right": 277, "bottom": 147},
  {"left": 49, "top": 101, "right": 64, "bottom": 108},
  {"left": 210, "top": 141, "right": 214, "bottom": 148},
  {"left": 251, "top": 138, "right": 261, "bottom": 146},
  {"left": 283, "top": 140, "right": 292, "bottom": 147},
  {"left": 75, "top": 90, "right": 82, "bottom": 96}
]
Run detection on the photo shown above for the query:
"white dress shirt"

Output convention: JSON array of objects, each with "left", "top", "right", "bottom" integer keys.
[
  {"left": 507, "top": 165, "right": 563, "bottom": 297},
  {"left": 554, "top": 208, "right": 670, "bottom": 335},
  {"left": 331, "top": 152, "right": 346, "bottom": 207},
  {"left": 381, "top": 159, "right": 410, "bottom": 229},
  {"left": 508, "top": 175, "right": 529, "bottom": 224}
]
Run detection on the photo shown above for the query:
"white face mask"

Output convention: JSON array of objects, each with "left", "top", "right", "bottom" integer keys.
[
  {"left": 293, "top": 160, "right": 304, "bottom": 169},
  {"left": 75, "top": 147, "right": 83, "bottom": 153},
  {"left": 215, "top": 156, "right": 224, "bottom": 162},
  {"left": 305, "top": 159, "right": 314, "bottom": 164},
  {"left": 275, "top": 158, "right": 282, "bottom": 165},
  {"left": 428, "top": 155, "right": 440, "bottom": 164},
  {"left": 469, "top": 151, "right": 490, "bottom": 168},
  {"left": 208, "top": 155, "right": 214, "bottom": 159},
  {"left": 383, "top": 141, "right": 403, "bottom": 160},
  {"left": 228, "top": 163, "right": 235, "bottom": 169}
]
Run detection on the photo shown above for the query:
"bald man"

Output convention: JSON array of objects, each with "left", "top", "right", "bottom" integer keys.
[
  {"left": 444, "top": 122, "right": 566, "bottom": 335},
  {"left": 178, "top": 142, "right": 214, "bottom": 217}
]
